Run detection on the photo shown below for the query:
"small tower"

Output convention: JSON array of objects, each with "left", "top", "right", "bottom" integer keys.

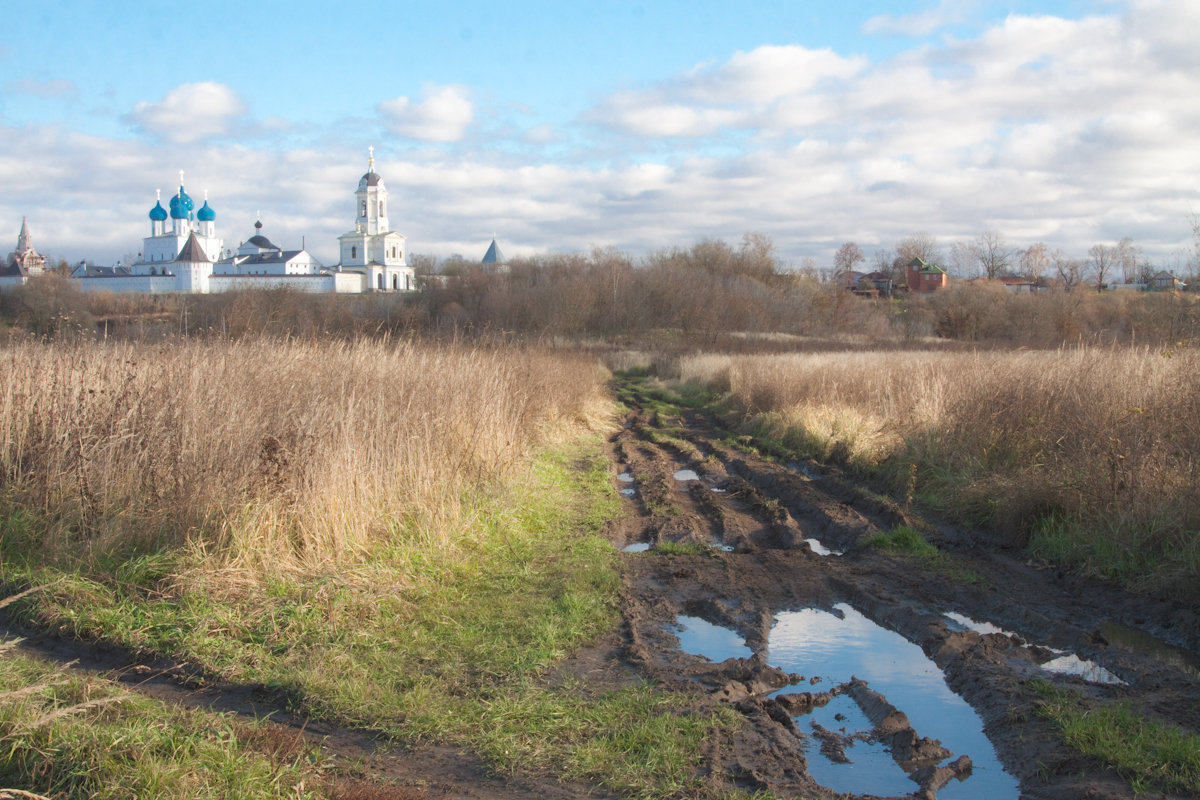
[
  {"left": 196, "top": 190, "right": 216, "bottom": 238},
  {"left": 7, "top": 217, "right": 46, "bottom": 275},
  {"left": 149, "top": 190, "right": 168, "bottom": 236}
]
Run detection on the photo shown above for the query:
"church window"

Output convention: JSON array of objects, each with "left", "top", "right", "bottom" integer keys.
[
  {"left": 361, "top": 201, "right": 367, "bottom": 216},
  {"left": 351, "top": 246, "right": 357, "bottom": 259}
]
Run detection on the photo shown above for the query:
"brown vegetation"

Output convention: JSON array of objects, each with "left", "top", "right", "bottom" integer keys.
[
  {"left": 0, "top": 338, "right": 609, "bottom": 582},
  {"left": 675, "top": 346, "right": 1200, "bottom": 598}
]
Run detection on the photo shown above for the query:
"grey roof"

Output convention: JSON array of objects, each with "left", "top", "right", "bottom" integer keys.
[
  {"left": 2, "top": 260, "right": 26, "bottom": 277},
  {"left": 176, "top": 232, "right": 211, "bottom": 263},
  {"left": 238, "top": 250, "right": 305, "bottom": 265},
  {"left": 360, "top": 171, "right": 382, "bottom": 187},
  {"left": 481, "top": 238, "right": 505, "bottom": 264},
  {"left": 246, "top": 234, "right": 279, "bottom": 250}
]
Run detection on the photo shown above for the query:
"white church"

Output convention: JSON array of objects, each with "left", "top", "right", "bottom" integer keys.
[{"left": 72, "top": 149, "right": 414, "bottom": 294}]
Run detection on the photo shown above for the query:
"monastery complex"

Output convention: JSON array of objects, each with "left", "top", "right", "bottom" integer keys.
[{"left": 3, "top": 150, "right": 416, "bottom": 295}]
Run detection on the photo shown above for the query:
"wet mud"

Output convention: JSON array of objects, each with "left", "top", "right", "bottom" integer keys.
[{"left": 4, "top": 385, "right": 1200, "bottom": 799}]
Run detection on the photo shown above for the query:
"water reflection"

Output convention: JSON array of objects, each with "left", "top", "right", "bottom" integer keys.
[
  {"left": 768, "top": 604, "right": 1018, "bottom": 799},
  {"left": 672, "top": 615, "right": 752, "bottom": 661}
]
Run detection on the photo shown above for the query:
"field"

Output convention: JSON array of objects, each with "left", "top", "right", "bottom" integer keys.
[{"left": 1, "top": 287, "right": 1198, "bottom": 799}]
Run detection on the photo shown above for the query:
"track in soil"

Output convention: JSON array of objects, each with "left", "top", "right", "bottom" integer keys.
[{"left": 4, "top": 385, "right": 1200, "bottom": 799}]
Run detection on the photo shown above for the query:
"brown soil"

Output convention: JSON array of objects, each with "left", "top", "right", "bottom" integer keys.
[{"left": 5, "top": 386, "right": 1200, "bottom": 799}]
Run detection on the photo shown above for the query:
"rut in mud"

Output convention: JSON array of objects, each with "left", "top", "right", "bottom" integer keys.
[{"left": 4, "top": 383, "right": 1200, "bottom": 800}]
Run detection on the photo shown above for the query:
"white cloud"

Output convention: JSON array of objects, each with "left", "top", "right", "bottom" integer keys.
[
  {"left": 3, "top": 3, "right": 1199, "bottom": 271},
  {"left": 379, "top": 84, "right": 474, "bottom": 142},
  {"left": 129, "top": 82, "right": 246, "bottom": 143}
]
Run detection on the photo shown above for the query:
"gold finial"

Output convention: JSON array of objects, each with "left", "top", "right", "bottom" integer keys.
[{"left": 368, "top": 145, "right": 374, "bottom": 170}]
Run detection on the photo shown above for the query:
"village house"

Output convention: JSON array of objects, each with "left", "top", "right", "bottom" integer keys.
[{"left": 905, "top": 257, "right": 948, "bottom": 294}]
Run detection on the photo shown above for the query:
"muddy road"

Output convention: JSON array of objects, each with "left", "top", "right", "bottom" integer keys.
[
  {"left": 602, "top": 384, "right": 1200, "bottom": 799},
  {"left": 4, "top": 384, "right": 1199, "bottom": 799}
]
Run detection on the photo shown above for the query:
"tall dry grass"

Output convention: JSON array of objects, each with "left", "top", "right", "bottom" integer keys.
[
  {"left": 0, "top": 338, "right": 610, "bottom": 585},
  {"left": 678, "top": 346, "right": 1200, "bottom": 595}
]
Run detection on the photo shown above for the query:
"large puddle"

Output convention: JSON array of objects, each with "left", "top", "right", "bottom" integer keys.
[{"left": 768, "top": 604, "right": 1019, "bottom": 799}]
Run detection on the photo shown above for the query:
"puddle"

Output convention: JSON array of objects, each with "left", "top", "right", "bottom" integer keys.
[
  {"left": 673, "top": 469, "right": 700, "bottom": 481},
  {"left": 768, "top": 603, "right": 1018, "bottom": 799},
  {"left": 943, "top": 612, "right": 1127, "bottom": 685},
  {"left": 944, "top": 612, "right": 1020, "bottom": 639},
  {"left": 622, "top": 542, "right": 651, "bottom": 553},
  {"left": 672, "top": 615, "right": 752, "bottom": 661},
  {"left": 619, "top": 488, "right": 637, "bottom": 497},
  {"left": 1041, "top": 654, "right": 1126, "bottom": 685},
  {"left": 617, "top": 472, "right": 634, "bottom": 482},
  {"left": 806, "top": 538, "right": 843, "bottom": 556},
  {"left": 1101, "top": 621, "right": 1200, "bottom": 678}
]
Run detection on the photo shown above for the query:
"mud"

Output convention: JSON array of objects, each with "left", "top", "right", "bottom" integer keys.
[{"left": 4, "top": 384, "right": 1200, "bottom": 799}]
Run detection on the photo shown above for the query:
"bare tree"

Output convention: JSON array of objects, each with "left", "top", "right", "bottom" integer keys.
[
  {"left": 1088, "top": 243, "right": 1118, "bottom": 292},
  {"left": 948, "top": 241, "right": 977, "bottom": 278},
  {"left": 1053, "top": 248, "right": 1083, "bottom": 293},
  {"left": 833, "top": 242, "right": 865, "bottom": 285},
  {"left": 971, "top": 229, "right": 1014, "bottom": 279},
  {"left": 1116, "top": 237, "right": 1141, "bottom": 285},
  {"left": 1019, "top": 242, "right": 1051, "bottom": 283}
]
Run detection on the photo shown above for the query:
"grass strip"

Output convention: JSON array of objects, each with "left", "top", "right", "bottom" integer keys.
[
  {"left": 0, "top": 648, "right": 324, "bottom": 800},
  {"left": 1032, "top": 680, "right": 1200, "bottom": 795}
]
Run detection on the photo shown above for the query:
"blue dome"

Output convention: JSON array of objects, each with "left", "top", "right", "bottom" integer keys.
[
  {"left": 196, "top": 200, "right": 215, "bottom": 222},
  {"left": 169, "top": 187, "right": 194, "bottom": 220},
  {"left": 149, "top": 201, "right": 168, "bottom": 221}
]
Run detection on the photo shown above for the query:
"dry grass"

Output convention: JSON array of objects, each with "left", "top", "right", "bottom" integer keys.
[
  {"left": 0, "top": 338, "right": 610, "bottom": 589},
  {"left": 678, "top": 346, "right": 1200, "bottom": 595}
]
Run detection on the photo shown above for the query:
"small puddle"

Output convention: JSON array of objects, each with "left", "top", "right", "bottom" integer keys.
[
  {"left": 673, "top": 469, "right": 700, "bottom": 482},
  {"left": 944, "top": 612, "right": 1020, "bottom": 639},
  {"left": 944, "top": 612, "right": 1127, "bottom": 685},
  {"left": 622, "top": 542, "right": 651, "bottom": 553},
  {"left": 617, "top": 472, "right": 634, "bottom": 482},
  {"left": 619, "top": 488, "right": 637, "bottom": 497},
  {"left": 806, "top": 538, "right": 843, "bottom": 556},
  {"left": 672, "top": 615, "right": 752, "bottom": 661},
  {"left": 1041, "top": 654, "right": 1126, "bottom": 685},
  {"left": 1101, "top": 621, "right": 1200, "bottom": 678},
  {"left": 768, "top": 603, "right": 1018, "bottom": 799}
]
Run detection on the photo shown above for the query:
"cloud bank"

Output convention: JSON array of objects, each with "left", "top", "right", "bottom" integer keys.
[{"left": 2, "top": 2, "right": 1197, "bottom": 269}]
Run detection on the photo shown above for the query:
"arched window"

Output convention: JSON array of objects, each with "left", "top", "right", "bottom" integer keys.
[
  {"left": 351, "top": 246, "right": 357, "bottom": 259},
  {"left": 361, "top": 201, "right": 367, "bottom": 217}
]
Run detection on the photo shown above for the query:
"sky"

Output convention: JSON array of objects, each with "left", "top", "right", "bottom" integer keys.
[{"left": 2, "top": 0, "right": 1198, "bottom": 271}]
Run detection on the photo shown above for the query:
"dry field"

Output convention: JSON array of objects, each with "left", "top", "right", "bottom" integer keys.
[
  {"left": 0, "top": 337, "right": 610, "bottom": 586},
  {"left": 677, "top": 345, "right": 1200, "bottom": 596}
]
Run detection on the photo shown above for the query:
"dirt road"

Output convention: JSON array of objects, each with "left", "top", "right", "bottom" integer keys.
[{"left": 5, "top": 383, "right": 1199, "bottom": 799}]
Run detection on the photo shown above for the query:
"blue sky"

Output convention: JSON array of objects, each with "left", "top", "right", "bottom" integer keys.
[{"left": 2, "top": 0, "right": 1198, "bottom": 271}]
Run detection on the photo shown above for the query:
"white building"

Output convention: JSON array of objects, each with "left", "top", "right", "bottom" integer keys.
[
  {"left": 1, "top": 218, "right": 47, "bottom": 288},
  {"left": 68, "top": 152, "right": 414, "bottom": 295},
  {"left": 336, "top": 147, "right": 413, "bottom": 291}
]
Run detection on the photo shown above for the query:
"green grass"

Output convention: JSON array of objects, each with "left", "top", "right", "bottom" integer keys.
[
  {"left": 0, "top": 646, "right": 325, "bottom": 800},
  {"left": 0, "top": 435, "right": 747, "bottom": 799},
  {"left": 1033, "top": 680, "right": 1200, "bottom": 795},
  {"left": 863, "top": 525, "right": 940, "bottom": 558}
]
